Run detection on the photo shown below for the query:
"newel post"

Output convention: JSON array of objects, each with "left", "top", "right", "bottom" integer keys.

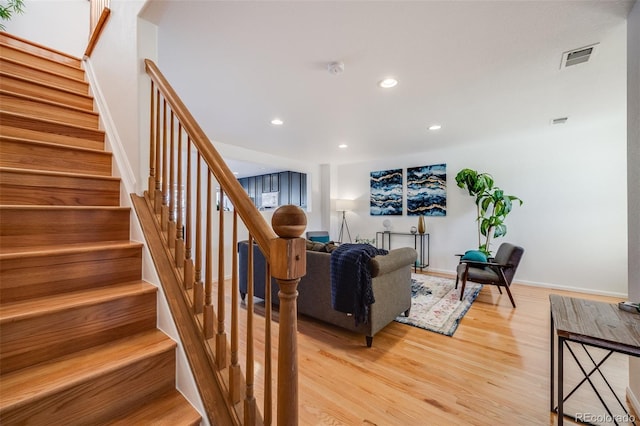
[{"left": 270, "top": 205, "right": 307, "bottom": 426}]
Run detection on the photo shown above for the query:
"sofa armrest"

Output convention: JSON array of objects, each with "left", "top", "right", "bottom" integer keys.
[{"left": 370, "top": 247, "right": 417, "bottom": 277}]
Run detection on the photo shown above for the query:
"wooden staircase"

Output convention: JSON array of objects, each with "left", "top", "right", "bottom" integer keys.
[{"left": 0, "top": 33, "right": 202, "bottom": 424}]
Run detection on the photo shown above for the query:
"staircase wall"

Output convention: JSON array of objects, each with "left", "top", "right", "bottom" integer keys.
[
  {"left": 84, "top": 40, "right": 210, "bottom": 426},
  {"left": 2, "top": 0, "right": 89, "bottom": 57}
]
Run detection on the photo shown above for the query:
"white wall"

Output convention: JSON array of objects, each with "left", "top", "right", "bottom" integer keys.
[
  {"left": 334, "top": 24, "right": 628, "bottom": 296},
  {"left": 4, "top": 0, "right": 88, "bottom": 56},
  {"left": 626, "top": 0, "right": 640, "bottom": 414}
]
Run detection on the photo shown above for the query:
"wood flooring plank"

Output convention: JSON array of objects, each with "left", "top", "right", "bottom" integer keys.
[{"left": 227, "top": 275, "right": 631, "bottom": 425}]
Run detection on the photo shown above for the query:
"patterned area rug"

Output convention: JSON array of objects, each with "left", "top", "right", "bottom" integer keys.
[{"left": 395, "top": 274, "right": 482, "bottom": 336}]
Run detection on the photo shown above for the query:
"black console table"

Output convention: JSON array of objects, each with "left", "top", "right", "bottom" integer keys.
[{"left": 376, "top": 231, "right": 429, "bottom": 272}]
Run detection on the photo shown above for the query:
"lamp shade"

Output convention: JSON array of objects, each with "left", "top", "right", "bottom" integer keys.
[{"left": 335, "top": 199, "right": 356, "bottom": 212}]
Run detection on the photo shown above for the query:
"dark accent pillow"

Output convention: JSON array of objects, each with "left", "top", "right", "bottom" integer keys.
[{"left": 461, "top": 250, "right": 488, "bottom": 263}]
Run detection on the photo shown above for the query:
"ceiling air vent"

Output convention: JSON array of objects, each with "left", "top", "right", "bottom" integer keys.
[
  {"left": 560, "top": 43, "right": 599, "bottom": 69},
  {"left": 551, "top": 117, "right": 568, "bottom": 125}
]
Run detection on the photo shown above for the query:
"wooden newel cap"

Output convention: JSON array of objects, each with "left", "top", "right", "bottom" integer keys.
[{"left": 272, "top": 205, "right": 307, "bottom": 238}]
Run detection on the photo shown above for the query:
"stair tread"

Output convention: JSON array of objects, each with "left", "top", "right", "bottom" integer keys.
[
  {"left": 0, "top": 204, "right": 128, "bottom": 211},
  {"left": 110, "top": 389, "right": 202, "bottom": 425},
  {"left": 0, "top": 88, "right": 99, "bottom": 116},
  {"left": 0, "top": 70, "right": 92, "bottom": 99},
  {"left": 0, "top": 34, "right": 82, "bottom": 67},
  {"left": 0, "top": 111, "right": 105, "bottom": 135},
  {"left": 0, "top": 329, "right": 175, "bottom": 409},
  {"left": 0, "top": 165, "right": 118, "bottom": 180},
  {"left": 0, "top": 166, "right": 119, "bottom": 181},
  {"left": 0, "top": 134, "right": 110, "bottom": 153},
  {"left": 0, "top": 240, "right": 141, "bottom": 259},
  {"left": 0, "top": 280, "right": 156, "bottom": 323}
]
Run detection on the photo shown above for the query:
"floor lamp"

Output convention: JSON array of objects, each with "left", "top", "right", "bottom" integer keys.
[{"left": 336, "top": 199, "right": 354, "bottom": 243}]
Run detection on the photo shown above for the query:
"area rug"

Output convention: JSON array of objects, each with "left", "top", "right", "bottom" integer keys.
[{"left": 394, "top": 274, "right": 482, "bottom": 336}]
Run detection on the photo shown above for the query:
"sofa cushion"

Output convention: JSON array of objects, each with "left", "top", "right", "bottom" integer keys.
[
  {"left": 306, "top": 240, "right": 327, "bottom": 251},
  {"left": 305, "top": 240, "right": 339, "bottom": 253}
]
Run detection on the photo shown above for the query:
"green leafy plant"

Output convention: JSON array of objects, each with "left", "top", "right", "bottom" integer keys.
[
  {"left": 455, "top": 168, "right": 523, "bottom": 256},
  {"left": 0, "top": 0, "right": 25, "bottom": 31}
]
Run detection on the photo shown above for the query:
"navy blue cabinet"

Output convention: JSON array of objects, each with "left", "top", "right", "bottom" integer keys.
[{"left": 238, "top": 171, "right": 306, "bottom": 209}]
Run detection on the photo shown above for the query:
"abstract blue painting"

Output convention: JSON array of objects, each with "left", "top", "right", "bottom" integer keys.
[
  {"left": 370, "top": 169, "right": 403, "bottom": 215},
  {"left": 407, "top": 164, "right": 446, "bottom": 216}
]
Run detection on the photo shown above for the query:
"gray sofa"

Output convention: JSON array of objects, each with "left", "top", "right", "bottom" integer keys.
[{"left": 238, "top": 240, "right": 417, "bottom": 347}]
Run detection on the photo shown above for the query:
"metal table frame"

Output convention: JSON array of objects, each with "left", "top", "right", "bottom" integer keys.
[
  {"left": 549, "top": 295, "right": 639, "bottom": 426},
  {"left": 375, "top": 231, "right": 429, "bottom": 272}
]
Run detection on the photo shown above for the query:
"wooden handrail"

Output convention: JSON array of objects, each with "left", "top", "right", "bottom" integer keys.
[
  {"left": 144, "top": 59, "right": 277, "bottom": 256},
  {"left": 84, "top": 7, "right": 110, "bottom": 58},
  {"left": 143, "top": 58, "right": 306, "bottom": 424}
]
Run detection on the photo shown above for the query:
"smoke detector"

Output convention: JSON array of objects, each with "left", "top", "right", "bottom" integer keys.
[
  {"left": 327, "top": 61, "right": 344, "bottom": 75},
  {"left": 560, "top": 43, "right": 599, "bottom": 69}
]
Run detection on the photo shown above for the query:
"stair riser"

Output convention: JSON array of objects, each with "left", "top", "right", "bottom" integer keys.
[
  {"left": 0, "top": 59, "right": 89, "bottom": 94},
  {"left": 0, "top": 246, "right": 142, "bottom": 303},
  {"left": 0, "top": 74, "right": 94, "bottom": 109},
  {"left": 1, "top": 290, "right": 157, "bottom": 374},
  {"left": 0, "top": 170, "right": 120, "bottom": 206},
  {"left": 0, "top": 92, "right": 99, "bottom": 129},
  {"left": 0, "top": 348, "right": 176, "bottom": 424},
  {"left": 0, "top": 33, "right": 82, "bottom": 68},
  {"left": 0, "top": 115, "right": 104, "bottom": 151},
  {"left": 0, "top": 207, "right": 130, "bottom": 247},
  {"left": 0, "top": 44, "right": 84, "bottom": 80},
  {"left": 0, "top": 139, "right": 112, "bottom": 176}
]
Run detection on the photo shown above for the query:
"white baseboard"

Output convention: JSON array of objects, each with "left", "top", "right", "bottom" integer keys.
[
  {"left": 425, "top": 267, "right": 628, "bottom": 298},
  {"left": 82, "top": 58, "right": 137, "bottom": 195}
]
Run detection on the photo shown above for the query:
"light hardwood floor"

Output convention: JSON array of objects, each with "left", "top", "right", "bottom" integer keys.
[{"left": 234, "top": 272, "right": 635, "bottom": 425}]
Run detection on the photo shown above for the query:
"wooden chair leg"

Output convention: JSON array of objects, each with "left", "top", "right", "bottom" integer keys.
[
  {"left": 459, "top": 265, "right": 468, "bottom": 300},
  {"left": 498, "top": 269, "right": 516, "bottom": 308},
  {"left": 459, "top": 277, "right": 467, "bottom": 301},
  {"left": 504, "top": 285, "right": 516, "bottom": 308}
]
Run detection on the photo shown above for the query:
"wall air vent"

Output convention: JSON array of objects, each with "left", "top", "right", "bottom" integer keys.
[{"left": 560, "top": 43, "right": 599, "bottom": 69}]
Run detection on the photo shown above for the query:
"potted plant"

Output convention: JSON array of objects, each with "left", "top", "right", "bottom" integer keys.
[{"left": 455, "top": 168, "right": 523, "bottom": 256}]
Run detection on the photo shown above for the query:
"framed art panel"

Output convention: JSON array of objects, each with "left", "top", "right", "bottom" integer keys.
[
  {"left": 407, "top": 163, "right": 446, "bottom": 216},
  {"left": 370, "top": 169, "right": 403, "bottom": 215}
]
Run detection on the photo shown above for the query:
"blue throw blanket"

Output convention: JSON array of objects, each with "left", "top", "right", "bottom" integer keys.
[{"left": 330, "top": 243, "right": 388, "bottom": 325}]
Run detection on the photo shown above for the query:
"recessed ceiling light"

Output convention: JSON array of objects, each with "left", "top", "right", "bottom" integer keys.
[
  {"left": 378, "top": 78, "right": 398, "bottom": 89},
  {"left": 338, "top": 144, "right": 348, "bottom": 149},
  {"left": 233, "top": 171, "right": 239, "bottom": 175},
  {"left": 428, "top": 124, "right": 442, "bottom": 131},
  {"left": 271, "top": 118, "right": 284, "bottom": 125}
]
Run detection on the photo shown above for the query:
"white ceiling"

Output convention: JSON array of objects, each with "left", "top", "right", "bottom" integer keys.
[{"left": 142, "top": 1, "right": 633, "bottom": 176}]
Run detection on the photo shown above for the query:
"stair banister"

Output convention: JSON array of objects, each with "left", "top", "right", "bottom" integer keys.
[
  {"left": 143, "top": 58, "right": 305, "bottom": 424},
  {"left": 144, "top": 59, "right": 276, "bottom": 255}
]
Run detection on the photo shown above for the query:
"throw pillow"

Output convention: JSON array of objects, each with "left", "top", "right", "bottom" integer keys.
[
  {"left": 461, "top": 250, "right": 488, "bottom": 263},
  {"left": 306, "top": 240, "right": 327, "bottom": 251},
  {"left": 309, "top": 235, "right": 330, "bottom": 243}
]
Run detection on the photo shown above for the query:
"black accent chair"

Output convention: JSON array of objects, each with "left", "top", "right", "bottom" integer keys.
[{"left": 455, "top": 243, "right": 524, "bottom": 308}]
